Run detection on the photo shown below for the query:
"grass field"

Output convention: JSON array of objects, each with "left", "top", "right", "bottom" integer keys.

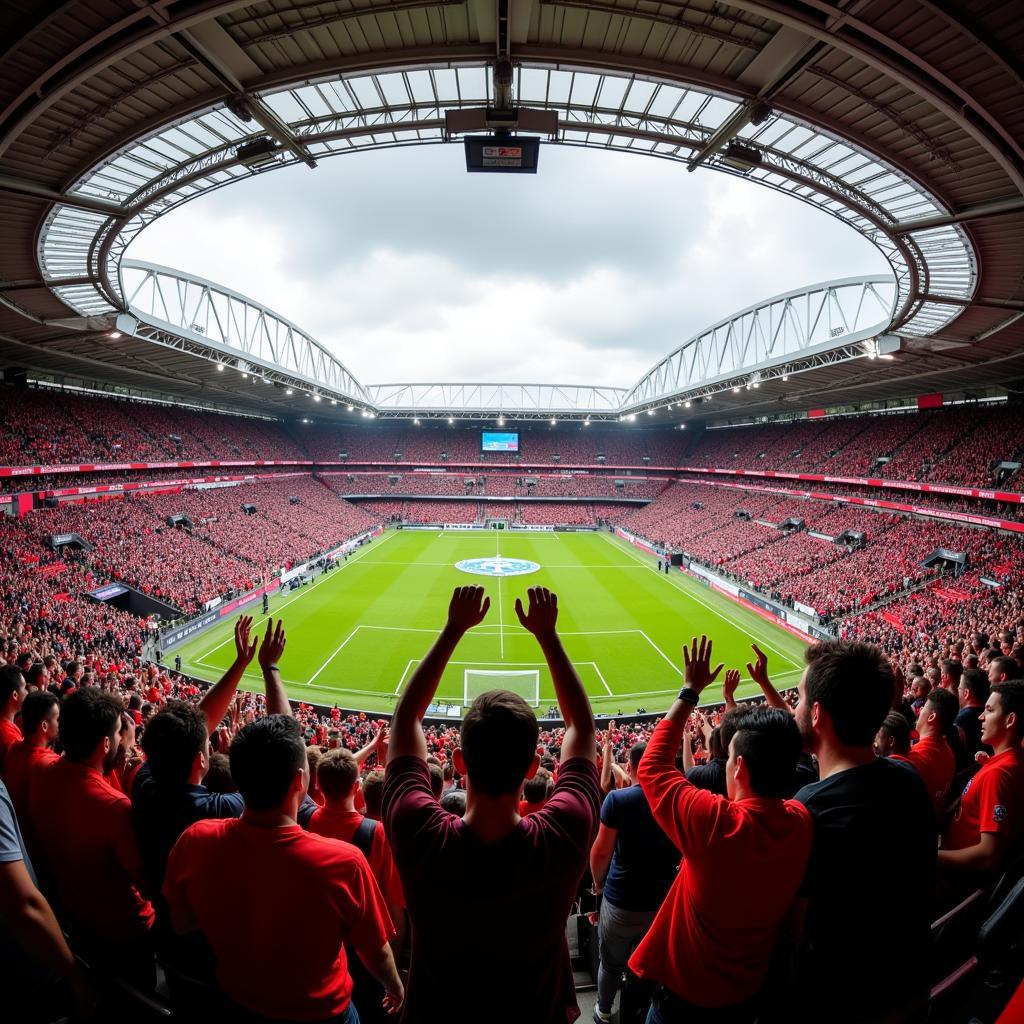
[{"left": 171, "top": 529, "right": 810, "bottom": 714}]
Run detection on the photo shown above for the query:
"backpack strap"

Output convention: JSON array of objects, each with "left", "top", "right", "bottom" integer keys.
[{"left": 350, "top": 815, "right": 377, "bottom": 856}]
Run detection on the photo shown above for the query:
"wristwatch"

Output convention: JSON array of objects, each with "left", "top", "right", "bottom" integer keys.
[{"left": 678, "top": 687, "right": 700, "bottom": 705}]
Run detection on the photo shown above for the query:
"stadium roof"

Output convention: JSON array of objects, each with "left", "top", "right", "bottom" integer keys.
[{"left": 0, "top": 1, "right": 1022, "bottom": 422}]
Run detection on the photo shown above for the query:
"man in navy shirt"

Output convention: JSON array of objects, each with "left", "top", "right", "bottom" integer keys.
[
  {"left": 590, "top": 741, "right": 679, "bottom": 1023},
  {"left": 956, "top": 668, "right": 989, "bottom": 765}
]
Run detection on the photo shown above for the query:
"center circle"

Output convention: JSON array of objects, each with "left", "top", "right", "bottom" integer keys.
[{"left": 455, "top": 557, "right": 541, "bottom": 577}]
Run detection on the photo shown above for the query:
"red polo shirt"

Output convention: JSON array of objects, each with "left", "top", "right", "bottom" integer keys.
[
  {"left": 629, "top": 717, "right": 813, "bottom": 1007},
  {"left": 893, "top": 734, "right": 954, "bottom": 819},
  {"left": 164, "top": 818, "right": 394, "bottom": 1021},
  {"left": 306, "top": 805, "right": 405, "bottom": 909},
  {"left": 0, "top": 718, "right": 22, "bottom": 773},
  {"left": 29, "top": 757, "right": 154, "bottom": 942},
  {"left": 945, "top": 747, "right": 1024, "bottom": 853}
]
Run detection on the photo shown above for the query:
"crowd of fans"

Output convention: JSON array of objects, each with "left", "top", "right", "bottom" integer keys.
[{"left": 1, "top": 578, "right": 1021, "bottom": 1024}]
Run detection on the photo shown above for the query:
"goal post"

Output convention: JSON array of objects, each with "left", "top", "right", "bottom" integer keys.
[{"left": 464, "top": 669, "right": 541, "bottom": 708}]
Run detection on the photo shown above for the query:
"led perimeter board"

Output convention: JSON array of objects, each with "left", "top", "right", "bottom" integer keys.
[{"left": 481, "top": 431, "right": 520, "bottom": 453}]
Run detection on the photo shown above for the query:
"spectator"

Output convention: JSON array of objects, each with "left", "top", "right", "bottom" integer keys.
[
  {"left": 29, "top": 686, "right": 155, "bottom": 982},
  {"left": 2, "top": 690, "right": 59, "bottom": 828},
  {"left": 940, "top": 659, "right": 962, "bottom": 694},
  {"left": 683, "top": 696, "right": 743, "bottom": 797},
  {"left": 793, "top": 640, "right": 936, "bottom": 1023},
  {"left": 383, "top": 586, "right": 599, "bottom": 1024},
  {"left": 0, "top": 778, "right": 95, "bottom": 1022},
  {"left": 308, "top": 747, "right": 406, "bottom": 949},
  {"left": 362, "top": 770, "right": 385, "bottom": 820},
  {"left": 163, "top": 715, "right": 403, "bottom": 1021},
  {"left": 873, "top": 711, "right": 911, "bottom": 758},
  {"left": 520, "top": 767, "right": 552, "bottom": 814},
  {"left": 133, "top": 618, "right": 315, "bottom": 904},
  {"left": 0, "top": 664, "right": 26, "bottom": 773},
  {"left": 894, "top": 688, "right": 957, "bottom": 820},
  {"left": 629, "top": 637, "right": 811, "bottom": 1024},
  {"left": 589, "top": 740, "right": 680, "bottom": 1024},
  {"left": 939, "top": 680, "right": 1024, "bottom": 878},
  {"left": 988, "top": 655, "right": 1019, "bottom": 685},
  {"left": 957, "top": 668, "right": 990, "bottom": 763}
]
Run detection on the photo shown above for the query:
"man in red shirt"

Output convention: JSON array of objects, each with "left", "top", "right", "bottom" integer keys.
[
  {"left": 308, "top": 746, "right": 406, "bottom": 945},
  {"left": 384, "top": 586, "right": 600, "bottom": 1024},
  {"left": 3, "top": 690, "right": 59, "bottom": 826},
  {"left": 164, "top": 715, "right": 403, "bottom": 1022},
  {"left": 0, "top": 664, "right": 26, "bottom": 773},
  {"left": 893, "top": 687, "right": 956, "bottom": 820},
  {"left": 940, "top": 680, "right": 1024, "bottom": 878},
  {"left": 28, "top": 686, "right": 155, "bottom": 982},
  {"left": 629, "top": 636, "right": 812, "bottom": 1022}
]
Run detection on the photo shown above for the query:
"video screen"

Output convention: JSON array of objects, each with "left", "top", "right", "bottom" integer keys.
[{"left": 481, "top": 431, "right": 520, "bottom": 453}]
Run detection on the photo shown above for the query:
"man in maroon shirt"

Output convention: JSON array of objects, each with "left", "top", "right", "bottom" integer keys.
[{"left": 384, "top": 586, "right": 600, "bottom": 1023}]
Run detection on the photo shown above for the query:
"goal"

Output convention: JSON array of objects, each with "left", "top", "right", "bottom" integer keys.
[{"left": 463, "top": 669, "right": 541, "bottom": 708}]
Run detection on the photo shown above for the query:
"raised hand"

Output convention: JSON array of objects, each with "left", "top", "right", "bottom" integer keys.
[
  {"left": 514, "top": 586, "right": 559, "bottom": 641},
  {"left": 234, "top": 615, "right": 258, "bottom": 665},
  {"left": 445, "top": 586, "right": 490, "bottom": 634},
  {"left": 723, "top": 668, "right": 740, "bottom": 707},
  {"left": 258, "top": 618, "right": 287, "bottom": 671},
  {"left": 746, "top": 643, "right": 770, "bottom": 689},
  {"left": 682, "top": 635, "right": 724, "bottom": 695}
]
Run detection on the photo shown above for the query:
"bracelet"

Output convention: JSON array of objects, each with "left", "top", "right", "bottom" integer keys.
[
  {"left": 678, "top": 687, "right": 700, "bottom": 705},
  {"left": 264, "top": 663, "right": 280, "bottom": 672}
]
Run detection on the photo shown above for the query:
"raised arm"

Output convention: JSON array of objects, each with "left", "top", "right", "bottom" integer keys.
[
  {"left": 198, "top": 615, "right": 258, "bottom": 734},
  {"left": 257, "top": 619, "right": 292, "bottom": 717},
  {"left": 600, "top": 722, "right": 615, "bottom": 793},
  {"left": 515, "top": 587, "right": 596, "bottom": 763},
  {"left": 389, "top": 587, "right": 489, "bottom": 761},
  {"left": 746, "top": 643, "right": 790, "bottom": 712},
  {"left": 355, "top": 725, "right": 388, "bottom": 768}
]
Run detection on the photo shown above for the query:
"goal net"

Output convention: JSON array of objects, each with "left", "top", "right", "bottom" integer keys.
[{"left": 464, "top": 669, "right": 541, "bottom": 708}]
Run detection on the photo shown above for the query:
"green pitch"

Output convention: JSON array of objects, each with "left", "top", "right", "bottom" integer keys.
[{"left": 171, "top": 529, "right": 810, "bottom": 715}]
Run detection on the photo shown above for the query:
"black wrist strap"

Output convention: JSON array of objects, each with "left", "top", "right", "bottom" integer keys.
[{"left": 678, "top": 687, "right": 700, "bottom": 705}]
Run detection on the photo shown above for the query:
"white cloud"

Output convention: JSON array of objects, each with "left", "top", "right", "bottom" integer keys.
[{"left": 127, "top": 145, "right": 891, "bottom": 387}]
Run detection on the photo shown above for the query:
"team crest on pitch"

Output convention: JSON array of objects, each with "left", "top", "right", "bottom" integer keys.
[{"left": 455, "top": 557, "right": 540, "bottom": 577}]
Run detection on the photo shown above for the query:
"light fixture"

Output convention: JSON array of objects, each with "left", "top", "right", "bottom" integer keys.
[
  {"left": 313, "top": 394, "right": 321, "bottom": 402},
  {"left": 733, "top": 386, "right": 741, "bottom": 393},
  {"left": 584, "top": 418, "right": 591, "bottom": 427},
  {"left": 752, "top": 380, "right": 760, "bottom": 388},
  {"left": 242, "top": 372, "right": 248, "bottom": 379},
  {"left": 216, "top": 363, "right": 224, "bottom": 372},
  {"left": 108, "top": 330, "right": 122, "bottom": 339},
  {"left": 413, "top": 418, "right": 420, "bottom": 426},
  {"left": 285, "top": 388, "right": 293, "bottom": 395},
  {"left": 497, "top": 417, "right": 504, "bottom": 426},
  {"left": 448, "top": 416, "right": 454, "bottom": 424},
  {"left": 367, "top": 412, "right": 376, "bottom": 419},
  {"left": 684, "top": 400, "right": 691, "bottom": 408},
  {"left": 347, "top": 404, "right": 354, "bottom": 411},
  {"left": 680, "top": 424, "right": 686, "bottom": 430},
  {"left": 647, "top": 409, "right": 655, "bottom": 416},
  {"left": 550, "top": 418, "right": 557, "bottom": 425},
  {"left": 781, "top": 374, "right": 789, "bottom": 382},
  {"left": 330, "top": 399, "right": 337, "bottom": 406},
  {"left": 627, "top": 414, "right": 636, "bottom": 422}
]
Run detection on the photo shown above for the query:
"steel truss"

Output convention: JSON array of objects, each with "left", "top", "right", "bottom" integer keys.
[
  {"left": 121, "top": 261, "right": 372, "bottom": 407},
  {"left": 622, "top": 277, "right": 897, "bottom": 412}
]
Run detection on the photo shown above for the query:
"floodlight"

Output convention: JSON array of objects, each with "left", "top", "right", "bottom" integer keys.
[{"left": 216, "top": 363, "right": 224, "bottom": 371}]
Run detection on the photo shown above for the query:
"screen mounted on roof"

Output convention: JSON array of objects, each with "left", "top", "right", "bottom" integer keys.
[{"left": 481, "top": 431, "right": 519, "bottom": 453}]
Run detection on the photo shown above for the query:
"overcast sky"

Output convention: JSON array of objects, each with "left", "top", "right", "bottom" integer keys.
[{"left": 127, "top": 144, "right": 890, "bottom": 388}]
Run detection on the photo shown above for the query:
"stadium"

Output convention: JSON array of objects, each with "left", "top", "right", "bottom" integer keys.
[{"left": 0, "top": 2, "right": 1023, "bottom": 1023}]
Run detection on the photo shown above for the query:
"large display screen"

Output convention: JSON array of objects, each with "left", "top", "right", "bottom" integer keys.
[{"left": 481, "top": 431, "right": 520, "bottom": 453}]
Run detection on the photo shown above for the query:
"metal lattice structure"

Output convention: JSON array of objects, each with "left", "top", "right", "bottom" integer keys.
[
  {"left": 121, "top": 261, "right": 372, "bottom": 406},
  {"left": 623, "top": 276, "right": 897, "bottom": 412}
]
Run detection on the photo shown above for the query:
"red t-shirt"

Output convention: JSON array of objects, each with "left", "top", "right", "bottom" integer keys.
[
  {"left": 945, "top": 747, "right": 1024, "bottom": 853},
  {"left": 163, "top": 818, "right": 394, "bottom": 1021},
  {"left": 2, "top": 740, "right": 57, "bottom": 824},
  {"left": 893, "top": 735, "right": 955, "bottom": 819},
  {"left": 306, "top": 805, "right": 405, "bottom": 909},
  {"left": 629, "top": 718, "right": 813, "bottom": 1008},
  {"left": 29, "top": 758, "right": 154, "bottom": 941},
  {"left": 518, "top": 798, "right": 546, "bottom": 816},
  {"left": 384, "top": 755, "right": 599, "bottom": 1023},
  {"left": 0, "top": 718, "right": 23, "bottom": 774}
]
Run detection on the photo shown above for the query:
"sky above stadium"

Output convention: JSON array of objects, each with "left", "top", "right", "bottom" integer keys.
[{"left": 127, "top": 145, "right": 890, "bottom": 388}]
